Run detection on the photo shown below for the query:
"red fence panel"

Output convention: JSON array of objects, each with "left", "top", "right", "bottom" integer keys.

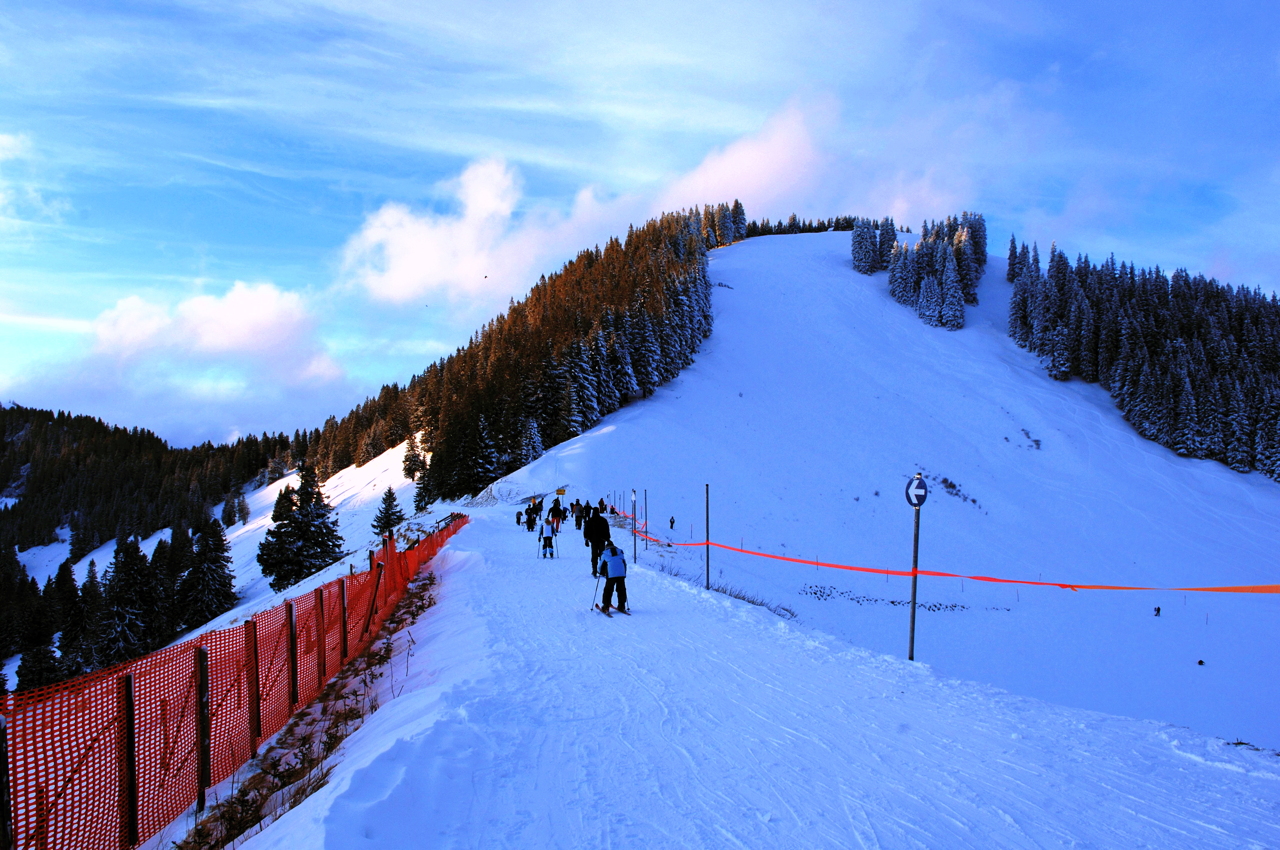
[
  {"left": 204, "top": 626, "right": 251, "bottom": 787},
  {"left": 7, "top": 667, "right": 122, "bottom": 850},
  {"left": 2, "top": 514, "right": 468, "bottom": 850}
]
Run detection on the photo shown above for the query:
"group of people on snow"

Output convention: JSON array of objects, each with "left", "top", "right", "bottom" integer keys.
[{"left": 518, "top": 493, "right": 628, "bottom": 614}]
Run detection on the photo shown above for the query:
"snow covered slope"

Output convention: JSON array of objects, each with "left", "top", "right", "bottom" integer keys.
[
  {"left": 234, "top": 509, "right": 1280, "bottom": 849},
  {"left": 492, "top": 231, "right": 1280, "bottom": 750}
]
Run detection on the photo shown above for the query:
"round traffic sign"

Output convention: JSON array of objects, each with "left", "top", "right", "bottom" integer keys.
[{"left": 905, "top": 475, "right": 928, "bottom": 508}]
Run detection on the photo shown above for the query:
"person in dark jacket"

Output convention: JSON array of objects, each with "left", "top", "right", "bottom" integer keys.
[
  {"left": 525, "top": 507, "right": 536, "bottom": 532},
  {"left": 583, "top": 506, "right": 611, "bottom": 577},
  {"left": 600, "top": 540, "right": 628, "bottom": 614}
]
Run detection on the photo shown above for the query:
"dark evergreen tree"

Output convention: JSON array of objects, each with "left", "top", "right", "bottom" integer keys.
[
  {"left": 403, "top": 431, "right": 426, "bottom": 481},
  {"left": 256, "top": 463, "right": 344, "bottom": 591},
  {"left": 16, "top": 641, "right": 61, "bottom": 692},
  {"left": 97, "top": 536, "right": 157, "bottom": 666},
  {"left": 1006, "top": 234, "right": 1020, "bottom": 282},
  {"left": 372, "top": 487, "right": 407, "bottom": 539},
  {"left": 731, "top": 199, "right": 747, "bottom": 242},
  {"left": 178, "top": 520, "right": 237, "bottom": 630}
]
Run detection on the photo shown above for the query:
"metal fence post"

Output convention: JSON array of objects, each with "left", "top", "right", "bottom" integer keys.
[
  {"left": 286, "top": 601, "right": 299, "bottom": 708},
  {"left": 116, "top": 674, "right": 138, "bottom": 849},
  {"left": 195, "top": 647, "right": 211, "bottom": 813},
  {"left": 244, "top": 620, "right": 261, "bottom": 756}
]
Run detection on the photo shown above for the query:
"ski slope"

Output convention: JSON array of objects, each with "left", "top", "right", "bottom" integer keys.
[
  {"left": 237, "top": 511, "right": 1280, "bottom": 849},
  {"left": 16, "top": 230, "right": 1280, "bottom": 847}
]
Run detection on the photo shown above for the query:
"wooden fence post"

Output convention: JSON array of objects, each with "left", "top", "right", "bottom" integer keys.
[
  {"left": 195, "top": 647, "right": 211, "bottom": 813},
  {"left": 244, "top": 620, "right": 261, "bottom": 756},
  {"left": 0, "top": 716, "right": 11, "bottom": 850},
  {"left": 116, "top": 674, "right": 138, "bottom": 849},
  {"left": 338, "top": 579, "right": 349, "bottom": 662},
  {"left": 314, "top": 587, "right": 327, "bottom": 689},
  {"left": 362, "top": 565, "right": 384, "bottom": 637},
  {"left": 286, "top": 601, "right": 299, "bottom": 708}
]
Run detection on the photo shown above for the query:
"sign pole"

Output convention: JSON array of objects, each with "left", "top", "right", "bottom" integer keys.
[
  {"left": 908, "top": 506, "right": 920, "bottom": 661},
  {"left": 632, "top": 489, "right": 637, "bottom": 563},
  {"left": 705, "top": 484, "right": 710, "bottom": 590},
  {"left": 904, "top": 473, "right": 928, "bottom": 661}
]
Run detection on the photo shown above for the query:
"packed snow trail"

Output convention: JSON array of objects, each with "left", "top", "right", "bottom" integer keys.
[{"left": 241, "top": 511, "right": 1280, "bottom": 849}]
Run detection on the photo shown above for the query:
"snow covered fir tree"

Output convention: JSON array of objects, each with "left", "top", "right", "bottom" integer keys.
[
  {"left": 1006, "top": 238, "right": 1280, "bottom": 481},
  {"left": 885, "top": 212, "right": 988, "bottom": 330}
]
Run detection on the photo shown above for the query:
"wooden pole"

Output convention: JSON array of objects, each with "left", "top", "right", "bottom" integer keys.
[
  {"left": 314, "top": 587, "right": 327, "bottom": 689},
  {"left": 195, "top": 647, "right": 211, "bottom": 813},
  {"left": 0, "top": 716, "right": 12, "bottom": 850},
  {"left": 116, "top": 674, "right": 138, "bottom": 848},
  {"left": 286, "top": 601, "right": 299, "bottom": 708},
  {"left": 338, "top": 578, "right": 350, "bottom": 662},
  {"left": 244, "top": 620, "right": 261, "bottom": 755}
]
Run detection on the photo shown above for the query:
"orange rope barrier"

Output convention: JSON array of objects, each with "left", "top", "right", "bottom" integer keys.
[{"left": 613, "top": 508, "right": 1280, "bottom": 595}]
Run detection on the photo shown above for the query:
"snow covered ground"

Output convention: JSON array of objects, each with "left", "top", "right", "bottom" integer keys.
[
  {"left": 234, "top": 509, "right": 1280, "bottom": 849},
  {"left": 15, "top": 229, "right": 1280, "bottom": 847}
]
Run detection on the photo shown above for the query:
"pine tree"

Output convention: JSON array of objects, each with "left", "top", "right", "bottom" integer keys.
[
  {"left": 257, "top": 463, "right": 345, "bottom": 591},
  {"left": 917, "top": 275, "right": 943, "bottom": 327},
  {"left": 403, "top": 431, "right": 427, "bottom": 481},
  {"left": 237, "top": 493, "right": 250, "bottom": 524},
  {"left": 851, "top": 221, "right": 877, "bottom": 274},
  {"left": 16, "top": 641, "right": 61, "bottom": 692},
  {"left": 731, "top": 200, "right": 747, "bottom": 241},
  {"left": 97, "top": 535, "right": 157, "bottom": 665},
  {"left": 220, "top": 490, "right": 238, "bottom": 527},
  {"left": 1007, "top": 234, "right": 1020, "bottom": 282},
  {"left": 940, "top": 252, "right": 965, "bottom": 330},
  {"left": 516, "top": 417, "right": 544, "bottom": 467},
  {"left": 178, "top": 520, "right": 237, "bottom": 630},
  {"left": 877, "top": 217, "right": 897, "bottom": 270},
  {"left": 371, "top": 486, "right": 407, "bottom": 539}
]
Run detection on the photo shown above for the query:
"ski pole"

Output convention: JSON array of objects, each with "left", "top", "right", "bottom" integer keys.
[{"left": 592, "top": 574, "right": 601, "bottom": 610}]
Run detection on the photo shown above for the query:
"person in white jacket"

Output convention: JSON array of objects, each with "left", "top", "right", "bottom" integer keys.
[
  {"left": 540, "top": 518, "right": 557, "bottom": 558},
  {"left": 599, "top": 540, "right": 628, "bottom": 613}
]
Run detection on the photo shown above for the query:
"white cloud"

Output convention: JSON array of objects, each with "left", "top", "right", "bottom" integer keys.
[
  {"left": 93, "top": 282, "right": 314, "bottom": 359},
  {"left": 342, "top": 158, "right": 523, "bottom": 305},
  {"left": 0, "top": 134, "right": 27, "bottom": 161},
  {"left": 654, "top": 102, "right": 828, "bottom": 216}
]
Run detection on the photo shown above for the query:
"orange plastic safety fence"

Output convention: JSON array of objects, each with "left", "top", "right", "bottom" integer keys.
[
  {"left": 613, "top": 507, "right": 1280, "bottom": 595},
  {"left": 2, "top": 515, "right": 468, "bottom": 850}
]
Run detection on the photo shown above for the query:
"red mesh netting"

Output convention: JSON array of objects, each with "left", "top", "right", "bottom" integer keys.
[{"left": 1, "top": 515, "right": 467, "bottom": 850}]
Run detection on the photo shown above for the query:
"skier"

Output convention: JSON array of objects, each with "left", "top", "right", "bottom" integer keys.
[
  {"left": 517, "top": 510, "right": 524, "bottom": 528},
  {"left": 584, "top": 506, "right": 611, "bottom": 577},
  {"left": 525, "top": 507, "right": 536, "bottom": 532},
  {"left": 540, "top": 517, "right": 557, "bottom": 558},
  {"left": 549, "top": 498, "right": 564, "bottom": 532},
  {"left": 597, "top": 497, "right": 606, "bottom": 514},
  {"left": 669, "top": 516, "right": 675, "bottom": 530},
  {"left": 598, "top": 539, "right": 629, "bottom": 615},
  {"left": 574, "top": 500, "right": 584, "bottom": 531}
]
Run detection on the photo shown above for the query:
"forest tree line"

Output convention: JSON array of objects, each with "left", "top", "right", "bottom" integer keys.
[{"left": 1006, "top": 239, "right": 1280, "bottom": 480}]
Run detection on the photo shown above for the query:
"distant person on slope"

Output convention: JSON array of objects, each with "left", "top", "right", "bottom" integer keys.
[
  {"left": 584, "top": 506, "right": 611, "bottom": 577},
  {"left": 600, "top": 540, "right": 628, "bottom": 614},
  {"left": 525, "top": 507, "right": 537, "bottom": 532},
  {"left": 540, "top": 518, "right": 557, "bottom": 558}
]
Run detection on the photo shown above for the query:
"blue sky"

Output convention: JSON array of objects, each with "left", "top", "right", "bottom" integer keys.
[{"left": 1, "top": 0, "right": 1277, "bottom": 446}]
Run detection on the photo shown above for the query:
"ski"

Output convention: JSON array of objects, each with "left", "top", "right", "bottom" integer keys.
[{"left": 594, "top": 603, "right": 612, "bottom": 617}]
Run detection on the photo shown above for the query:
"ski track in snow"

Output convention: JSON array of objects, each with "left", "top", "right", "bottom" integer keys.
[{"left": 244, "top": 513, "right": 1280, "bottom": 849}]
